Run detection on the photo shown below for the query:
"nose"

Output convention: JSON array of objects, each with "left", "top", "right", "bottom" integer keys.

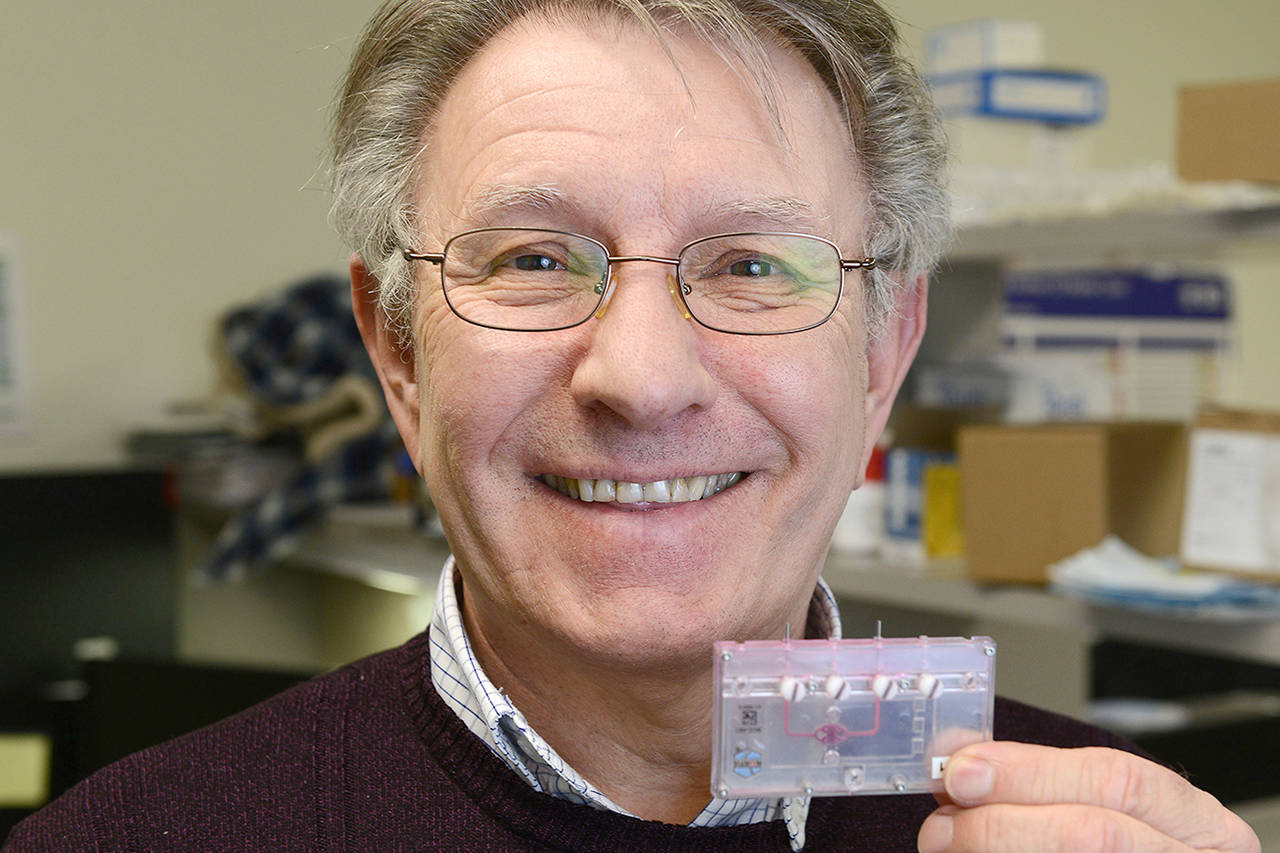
[{"left": 569, "top": 265, "right": 718, "bottom": 429}]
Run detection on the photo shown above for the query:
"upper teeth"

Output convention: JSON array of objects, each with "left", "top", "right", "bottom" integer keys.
[{"left": 542, "top": 472, "right": 743, "bottom": 504}]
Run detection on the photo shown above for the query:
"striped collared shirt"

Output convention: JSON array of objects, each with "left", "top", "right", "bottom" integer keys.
[{"left": 428, "top": 555, "right": 843, "bottom": 851}]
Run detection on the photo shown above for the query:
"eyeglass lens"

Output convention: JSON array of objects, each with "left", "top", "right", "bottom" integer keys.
[{"left": 441, "top": 228, "right": 842, "bottom": 334}]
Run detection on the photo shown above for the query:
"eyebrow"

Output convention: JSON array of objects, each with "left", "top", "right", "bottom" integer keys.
[
  {"left": 459, "top": 183, "right": 574, "bottom": 226},
  {"left": 700, "top": 196, "right": 828, "bottom": 232}
]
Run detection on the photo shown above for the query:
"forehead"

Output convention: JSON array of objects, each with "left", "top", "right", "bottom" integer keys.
[{"left": 420, "top": 13, "right": 865, "bottom": 240}]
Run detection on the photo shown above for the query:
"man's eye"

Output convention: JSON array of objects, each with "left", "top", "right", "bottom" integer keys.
[
  {"left": 510, "top": 254, "right": 563, "bottom": 272},
  {"left": 728, "top": 258, "right": 773, "bottom": 277}
]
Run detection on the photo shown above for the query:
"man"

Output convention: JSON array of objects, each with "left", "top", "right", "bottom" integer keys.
[{"left": 8, "top": 1, "right": 1259, "bottom": 851}]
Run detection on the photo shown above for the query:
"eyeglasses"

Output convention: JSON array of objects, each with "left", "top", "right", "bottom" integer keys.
[{"left": 402, "top": 228, "right": 876, "bottom": 335}]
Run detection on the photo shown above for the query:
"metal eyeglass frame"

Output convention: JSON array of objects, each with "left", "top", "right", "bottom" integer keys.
[{"left": 401, "top": 227, "right": 877, "bottom": 335}]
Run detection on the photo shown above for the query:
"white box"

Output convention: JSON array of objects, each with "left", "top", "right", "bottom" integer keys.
[
  {"left": 944, "top": 116, "right": 1097, "bottom": 171},
  {"left": 1181, "top": 411, "right": 1280, "bottom": 580},
  {"left": 925, "top": 19, "right": 1044, "bottom": 76}
]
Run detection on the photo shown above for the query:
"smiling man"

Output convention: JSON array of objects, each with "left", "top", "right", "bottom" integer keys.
[
  {"left": 6, "top": 1, "right": 1260, "bottom": 852},
  {"left": 357, "top": 7, "right": 905, "bottom": 834}
]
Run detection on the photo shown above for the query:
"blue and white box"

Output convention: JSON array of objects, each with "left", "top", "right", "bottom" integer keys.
[
  {"left": 999, "top": 267, "right": 1232, "bottom": 421},
  {"left": 1002, "top": 268, "right": 1231, "bottom": 349},
  {"left": 929, "top": 69, "right": 1107, "bottom": 125}
]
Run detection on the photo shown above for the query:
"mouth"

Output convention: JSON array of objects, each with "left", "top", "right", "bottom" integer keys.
[{"left": 539, "top": 472, "right": 745, "bottom": 505}]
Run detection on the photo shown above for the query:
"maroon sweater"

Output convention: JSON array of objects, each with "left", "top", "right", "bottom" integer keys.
[{"left": 7, "top": 631, "right": 1133, "bottom": 852}]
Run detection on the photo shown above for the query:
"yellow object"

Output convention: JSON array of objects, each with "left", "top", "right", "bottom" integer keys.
[
  {"left": 0, "top": 733, "right": 52, "bottom": 808},
  {"left": 922, "top": 462, "right": 965, "bottom": 559}
]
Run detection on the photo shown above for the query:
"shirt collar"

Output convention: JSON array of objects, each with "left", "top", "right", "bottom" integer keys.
[{"left": 428, "top": 554, "right": 840, "bottom": 849}]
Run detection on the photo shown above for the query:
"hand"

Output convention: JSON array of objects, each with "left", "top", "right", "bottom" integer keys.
[{"left": 917, "top": 741, "right": 1260, "bottom": 852}]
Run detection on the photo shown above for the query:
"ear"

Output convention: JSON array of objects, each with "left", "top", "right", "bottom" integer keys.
[
  {"left": 859, "top": 273, "right": 927, "bottom": 480},
  {"left": 350, "top": 253, "right": 424, "bottom": 475}
]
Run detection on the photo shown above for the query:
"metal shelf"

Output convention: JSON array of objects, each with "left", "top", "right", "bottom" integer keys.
[
  {"left": 278, "top": 516, "right": 1280, "bottom": 668},
  {"left": 948, "top": 204, "right": 1280, "bottom": 261},
  {"left": 822, "top": 553, "right": 1280, "bottom": 668}
]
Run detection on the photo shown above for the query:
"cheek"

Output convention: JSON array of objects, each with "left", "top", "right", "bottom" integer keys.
[
  {"left": 723, "top": 330, "right": 868, "bottom": 461},
  {"left": 414, "top": 300, "right": 497, "bottom": 484},
  {"left": 413, "top": 306, "right": 562, "bottom": 486}
]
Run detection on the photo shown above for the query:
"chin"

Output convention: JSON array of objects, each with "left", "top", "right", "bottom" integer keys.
[{"left": 558, "top": 585, "right": 768, "bottom": 674}]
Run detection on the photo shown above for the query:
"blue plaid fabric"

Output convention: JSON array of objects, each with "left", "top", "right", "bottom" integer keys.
[
  {"left": 429, "top": 555, "right": 842, "bottom": 851},
  {"left": 220, "top": 275, "right": 375, "bottom": 405},
  {"left": 201, "top": 275, "right": 403, "bottom": 581}
]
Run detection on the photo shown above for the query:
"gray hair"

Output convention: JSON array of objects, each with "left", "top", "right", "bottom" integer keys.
[{"left": 330, "top": 0, "right": 949, "bottom": 345}]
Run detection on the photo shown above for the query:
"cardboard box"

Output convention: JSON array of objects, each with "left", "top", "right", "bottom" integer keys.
[
  {"left": 959, "top": 422, "right": 1186, "bottom": 584},
  {"left": 1178, "top": 77, "right": 1280, "bottom": 183},
  {"left": 1181, "top": 408, "right": 1280, "bottom": 580}
]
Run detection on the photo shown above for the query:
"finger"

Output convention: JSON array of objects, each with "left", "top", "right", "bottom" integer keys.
[
  {"left": 929, "top": 727, "right": 989, "bottom": 806},
  {"left": 917, "top": 802, "right": 1201, "bottom": 853},
  {"left": 939, "top": 742, "right": 1259, "bottom": 852}
]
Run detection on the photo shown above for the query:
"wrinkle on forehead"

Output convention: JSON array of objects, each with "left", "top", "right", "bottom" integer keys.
[
  {"left": 514, "top": 5, "right": 798, "bottom": 145},
  {"left": 425, "top": 9, "right": 840, "bottom": 169},
  {"left": 452, "top": 79, "right": 633, "bottom": 142}
]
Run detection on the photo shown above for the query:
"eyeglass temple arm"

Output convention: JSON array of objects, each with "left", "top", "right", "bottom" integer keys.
[
  {"left": 840, "top": 257, "right": 877, "bottom": 270},
  {"left": 402, "top": 249, "right": 445, "bottom": 265}
]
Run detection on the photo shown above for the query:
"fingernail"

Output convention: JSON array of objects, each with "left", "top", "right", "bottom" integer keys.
[
  {"left": 946, "top": 756, "right": 993, "bottom": 802},
  {"left": 917, "top": 812, "right": 953, "bottom": 853}
]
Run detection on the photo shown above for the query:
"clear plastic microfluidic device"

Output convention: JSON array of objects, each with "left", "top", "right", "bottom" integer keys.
[{"left": 712, "top": 634, "right": 995, "bottom": 798}]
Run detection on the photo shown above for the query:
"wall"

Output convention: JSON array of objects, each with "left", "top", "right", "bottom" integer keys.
[
  {"left": 0, "top": 1, "right": 379, "bottom": 471},
  {"left": 1, "top": 1, "right": 1278, "bottom": 473},
  {"left": 1219, "top": 241, "right": 1280, "bottom": 410}
]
